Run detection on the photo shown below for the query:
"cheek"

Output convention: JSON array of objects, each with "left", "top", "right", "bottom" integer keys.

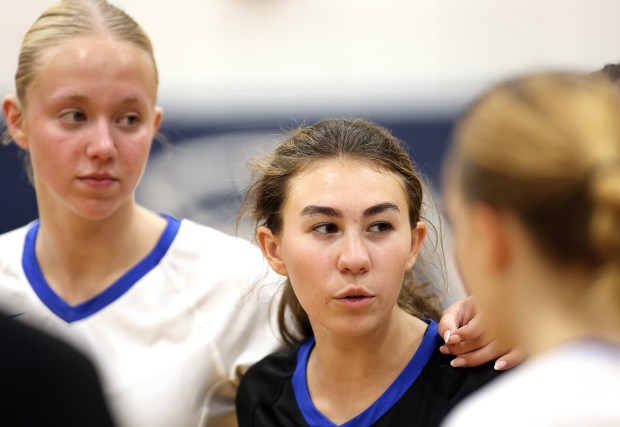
[
  {"left": 119, "top": 135, "right": 152, "bottom": 172},
  {"left": 377, "top": 240, "right": 413, "bottom": 295},
  {"left": 395, "top": 246, "right": 415, "bottom": 276},
  {"left": 280, "top": 238, "right": 327, "bottom": 300},
  {"left": 26, "top": 119, "right": 81, "bottom": 168},
  {"left": 29, "top": 138, "right": 74, "bottom": 181},
  {"left": 287, "top": 265, "right": 327, "bottom": 321}
]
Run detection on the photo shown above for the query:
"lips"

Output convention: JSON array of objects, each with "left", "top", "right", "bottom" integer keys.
[
  {"left": 77, "top": 172, "right": 118, "bottom": 188},
  {"left": 79, "top": 172, "right": 117, "bottom": 181},
  {"left": 334, "top": 288, "right": 375, "bottom": 307},
  {"left": 334, "top": 286, "right": 374, "bottom": 300}
]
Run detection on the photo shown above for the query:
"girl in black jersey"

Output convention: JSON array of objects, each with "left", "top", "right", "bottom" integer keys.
[{"left": 236, "top": 118, "right": 500, "bottom": 427}]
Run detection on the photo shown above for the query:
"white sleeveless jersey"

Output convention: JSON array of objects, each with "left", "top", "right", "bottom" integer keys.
[{"left": 0, "top": 217, "right": 284, "bottom": 427}]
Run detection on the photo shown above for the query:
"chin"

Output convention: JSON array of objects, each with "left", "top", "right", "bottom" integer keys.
[
  {"left": 71, "top": 200, "right": 128, "bottom": 221},
  {"left": 327, "top": 318, "right": 385, "bottom": 338}
]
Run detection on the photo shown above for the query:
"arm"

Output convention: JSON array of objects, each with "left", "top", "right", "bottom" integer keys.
[{"left": 437, "top": 296, "right": 524, "bottom": 370}]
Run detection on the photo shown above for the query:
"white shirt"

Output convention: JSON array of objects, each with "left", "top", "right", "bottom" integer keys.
[
  {"left": 0, "top": 217, "right": 284, "bottom": 427},
  {"left": 442, "top": 340, "right": 620, "bottom": 427}
]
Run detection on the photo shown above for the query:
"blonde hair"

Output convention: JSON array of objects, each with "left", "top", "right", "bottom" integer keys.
[
  {"left": 451, "top": 73, "right": 620, "bottom": 308},
  {"left": 14, "top": 0, "right": 156, "bottom": 107},
  {"left": 240, "top": 118, "right": 444, "bottom": 345}
]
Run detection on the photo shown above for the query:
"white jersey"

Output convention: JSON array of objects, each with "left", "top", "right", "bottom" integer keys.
[
  {"left": 0, "top": 216, "right": 284, "bottom": 427},
  {"left": 442, "top": 340, "right": 620, "bottom": 427}
]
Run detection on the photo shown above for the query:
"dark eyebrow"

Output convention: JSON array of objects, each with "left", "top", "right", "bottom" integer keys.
[
  {"left": 364, "top": 202, "right": 400, "bottom": 217},
  {"left": 299, "top": 205, "right": 343, "bottom": 218},
  {"left": 299, "top": 202, "right": 400, "bottom": 218}
]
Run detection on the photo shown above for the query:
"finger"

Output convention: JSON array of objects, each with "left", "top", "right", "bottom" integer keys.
[
  {"left": 448, "top": 339, "right": 510, "bottom": 368},
  {"left": 437, "top": 308, "right": 462, "bottom": 342},
  {"left": 441, "top": 333, "right": 493, "bottom": 356},
  {"left": 453, "top": 295, "right": 477, "bottom": 325},
  {"left": 437, "top": 296, "right": 476, "bottom": 343},
  {"left": 450, "top": 313, "right": 485, "bottom": 343},
  {"left": 493, "top": 348, "right": 525, "bottom": 371}
]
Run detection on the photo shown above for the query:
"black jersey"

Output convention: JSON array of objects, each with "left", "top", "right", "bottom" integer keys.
[{"left": 236, "top": 320, "right": 499, "bottom": 427}]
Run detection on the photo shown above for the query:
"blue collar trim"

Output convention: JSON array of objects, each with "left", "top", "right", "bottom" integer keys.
[
  {"left": 22, "top": 215, "right": 181, "bottom": 323},
  {"left": 292, "top": 319, "right": 441, "bottom": 427}
]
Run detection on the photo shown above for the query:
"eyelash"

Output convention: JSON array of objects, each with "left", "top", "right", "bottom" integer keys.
[
  {"left": 118, "top": 113, "right": 141, "bottom": 126},
  {"left": 60, "top": 110, "right": 87, "bottom": 123},
  {"left": 312, "top": 223, "right": 339, "bottom": 235},
  {"left": 369, "top": 222, "right": 394, "bottom": 233},
  {"left": 312, "top": 221, "right": 394, "bottom": 235},
  {"left": 58, "top": 111, "right": 141, "bottom": 126}
]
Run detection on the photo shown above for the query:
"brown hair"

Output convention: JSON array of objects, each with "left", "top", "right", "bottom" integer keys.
[
  {"left": 450, "top": 73, "right": 620, "bottom": 309},
  {"left": 2, "top": 0, "right": 157, "bottom": 177},
  {"left": 241, "top": 118, "right": 444, "bottom": 345}
]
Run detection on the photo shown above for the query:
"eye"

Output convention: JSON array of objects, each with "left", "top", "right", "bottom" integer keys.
[
  {"left": 312, "top": 223, "right": 339, "bottom": 235},
  {"left": 60, "top": 110, "right": 87, "bottom": 123},
  {"left": 118, "top": 113, "right": 141, "bottom": 126},
  {"left": 368, "top": 221, "right": 394, "bottom": 233}
]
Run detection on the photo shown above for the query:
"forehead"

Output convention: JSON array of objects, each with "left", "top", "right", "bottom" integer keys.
[
  {"left": 285, "top": 158, "right": 409, "bottom": 210},
  {"left": 29, "top": 34, "right": 157, "bottom": 98}
]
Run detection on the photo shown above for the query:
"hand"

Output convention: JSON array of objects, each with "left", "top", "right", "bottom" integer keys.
[{"left": 437, "top": 296, "right": 524, "bottom": 370}]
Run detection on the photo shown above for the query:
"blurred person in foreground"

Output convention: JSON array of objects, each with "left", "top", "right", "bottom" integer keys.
[
  {"left": 0, "top": 312, "right": 115, "bottom": 425},
  {"left": 442, "top": 73, "right": 620, "bottom": 426}
]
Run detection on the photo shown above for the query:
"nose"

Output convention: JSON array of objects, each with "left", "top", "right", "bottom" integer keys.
[
  {"left": 337, "top": 232, "right": 371, "bottom": 274},
  {"left": 85, "top": 119, "right": 117, "bottom": 160}
]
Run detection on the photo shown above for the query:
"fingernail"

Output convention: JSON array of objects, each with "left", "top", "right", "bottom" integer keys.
[
  {"left": 439, "top": 345, "right": 449, "bottom": 354},
  {"left": 494, "top": 360, "right": 507, "bottom": 371},
  {"left": 451, "top": 358, "right": 466, "bottom": 368},
  {"left": 443, "top": 330, "right": 451, "bottom": 344}
]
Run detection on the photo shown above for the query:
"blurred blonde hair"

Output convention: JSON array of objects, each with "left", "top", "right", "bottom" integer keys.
[{"left": 451, "top": 73, "right": 620, "bottom": 310}]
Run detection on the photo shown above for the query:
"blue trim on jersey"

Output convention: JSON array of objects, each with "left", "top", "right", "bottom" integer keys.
[
  {"left": 22, "top": 215, "right": 181, "bottom": 323},
  {"left": 292, "top": 319, "right": 441, "bottom": 427}
]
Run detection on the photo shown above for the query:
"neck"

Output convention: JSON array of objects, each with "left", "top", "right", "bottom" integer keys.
[
  {"left": 510, "top": 262, "right": 620, "bottom": 357},
  {"left": 35, "top": 204, "right": 167, "bottom": 305},
  {"left": 306, "top": 309, "right": 428, "bottom": 424}
]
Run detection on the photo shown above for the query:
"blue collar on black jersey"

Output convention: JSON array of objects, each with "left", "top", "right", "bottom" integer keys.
[
  {"left": 292, "top": 318, "right": 441, "bottom": 427},
  {"left": 21, "top": 214, "right": 181, "bottom": 323}
]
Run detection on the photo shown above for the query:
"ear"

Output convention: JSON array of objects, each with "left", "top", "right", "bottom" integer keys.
[
  {"left": 405, "top": 221, "right": 427, "bottom": 270},
  {"left": 153, "top": 106, "right": 163, "bottom": 134},
  {"left": 256, "top": 226, "right": 289, "bottom": 276},
  {"left": 470, "top": 203, "right": 511, "bottom": 273},
  {"left": 2, "top": 95, "right": 28, "bottom": 150}
]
